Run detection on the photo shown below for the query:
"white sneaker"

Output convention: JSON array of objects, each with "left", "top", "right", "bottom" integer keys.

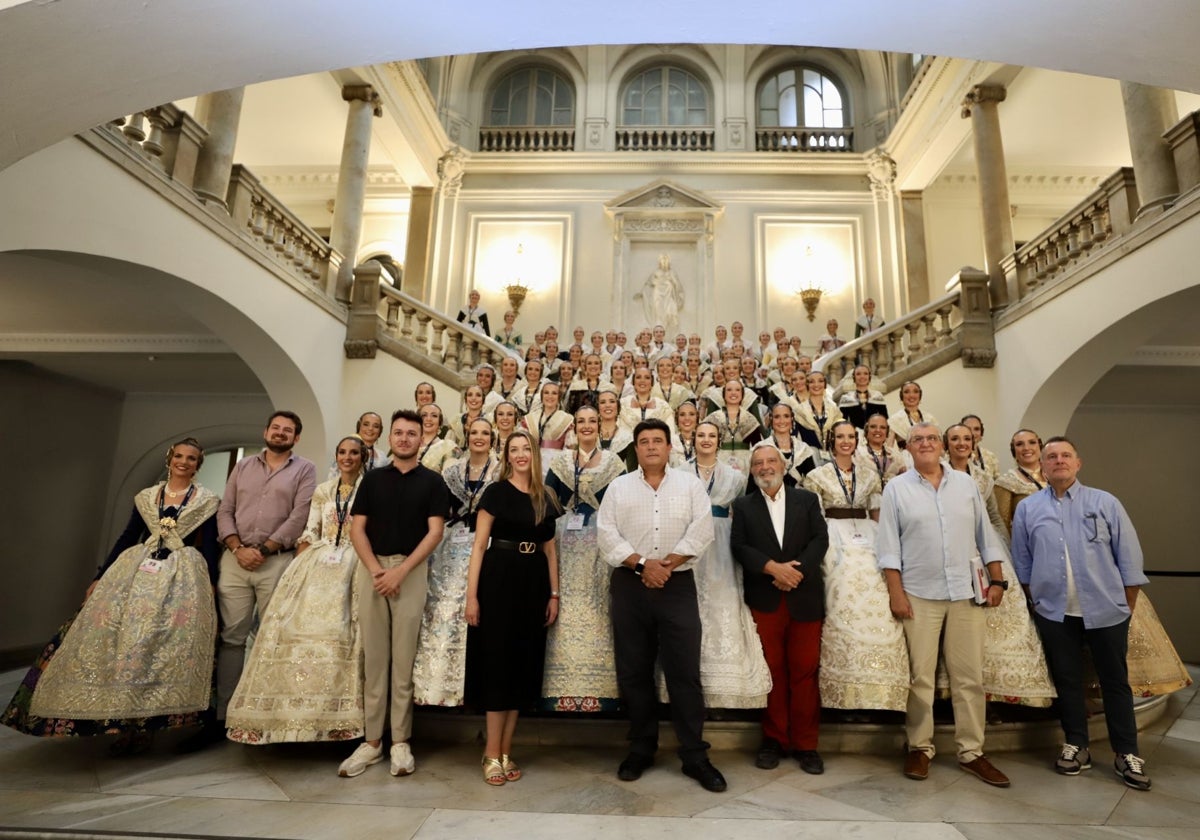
[
  {"left": 338, "top": 742, "right": 383, "bottom": 777},
  {"left": 390, "top": 742, "right": 416, "bottom": 776}
]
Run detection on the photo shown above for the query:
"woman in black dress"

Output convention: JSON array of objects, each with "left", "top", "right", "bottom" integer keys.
[{"left": 464, "top": 430, "right": 562, "bottom": 785}]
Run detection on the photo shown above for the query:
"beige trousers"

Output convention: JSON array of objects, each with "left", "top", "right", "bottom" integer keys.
[
  {"left": 902, "top": 593, "right": 987, "bottom": 762},
  {"left": 358, "top": 554, "right": 428, "bottom": 743},
  {"left": 215, "top": 549, "right": 293, "bottom": 718}
]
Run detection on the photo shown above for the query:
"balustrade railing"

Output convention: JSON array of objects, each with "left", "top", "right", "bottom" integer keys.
[
  {"left": 225, "top": 165, "right": 341, "bottom": 290},
  {"left": 615, "top": 127, "right": 715, "bottom": 151},
  {"left": 106, "top": 105, "right": 208, "bottom": 188},
  {"left": 755, "top": 127, "right": 854, "bottom": 152},
  {"left": 345, "top": 264, "right": 510, "bottom": 382},
  {"left": 478, "top": 126, "right": 576, "bottom": 152},
  {"left": 1000, "top": 167, "right": 1138, "bottom": 301}
]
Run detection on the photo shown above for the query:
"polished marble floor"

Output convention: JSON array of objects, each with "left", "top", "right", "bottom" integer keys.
[{"left": 1, "top": 667, "right": 1198, "bottom": 840}]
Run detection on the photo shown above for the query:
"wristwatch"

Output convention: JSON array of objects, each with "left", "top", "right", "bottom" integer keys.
[
  {"left": 988, "top": 579, "right": 1008, "bottom": 590},
  {"left": 634, "top": 557, "right": 647, "bottom": 576}
]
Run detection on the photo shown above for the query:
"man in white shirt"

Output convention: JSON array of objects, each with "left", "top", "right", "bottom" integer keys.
[{"left": 597, "top": 419, "right": 723, "bottom": 792}]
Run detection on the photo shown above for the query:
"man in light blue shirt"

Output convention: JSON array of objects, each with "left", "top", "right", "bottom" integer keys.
[
  {"left": 877, "top": 422, "right": 1009, "bottom": 787},
  {"left": 1011, "top": 436, "right": 1151, "bottom": 790}
]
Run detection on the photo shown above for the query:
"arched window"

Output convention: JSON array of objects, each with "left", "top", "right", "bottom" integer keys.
[
  {"left": 756, "top": 65, "right": 851, "bottom": 151},
  {"left": 620, "top": 66, "right": 710, "bottom": 126},
  {"left": 486, "top": 67, "right": 574, "bottom": 127}
]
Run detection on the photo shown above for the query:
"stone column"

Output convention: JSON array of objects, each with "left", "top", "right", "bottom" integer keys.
[
  {"left": 962, "top": 84, "right": 1014, "bottom": 308},
  {"left": 193, "top": 87, "right": 245, "bottom": 207},
  {"left": 429, "top": 146, "right": 468, "bottom": 313},
  {"left": 899, "top": 191, "right": 930, "bottom": 308},
  {"left": 330, "top": 84, "right": 383, "bottom": 303},
  {"left": 402, "top": 186, "right": 435, "bottom": 299},
  {"left": 1120, "top": 81, "right": 1180, "bottom": 217},
  {"left": 865, "top": 149, "right": 904, "bottom": 318}
]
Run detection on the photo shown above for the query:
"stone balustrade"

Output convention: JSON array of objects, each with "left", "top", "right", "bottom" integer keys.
[
  {"left": 346, "top": 263, "right": 511, "bottom": 385},
  {"left": 225, "top": 165, "right": 342, "bottom": 292},
  {"left": 816, "top": 268, "right": 994, "bottom": 389},
  {"left": 755, "top": 127, "right": 854, "bottom": 152},
  {"left": 1000, "top": 167, "right": 1138, "bottom": 301},
  {"left": 615, "top": 127, "right": 715, "bottom": 151},
  {"left": 106, "top": 105, "right": 209, "bottom": 189},
  {"left": 479, "top": 126, "right": 576, "bottom": 152}
]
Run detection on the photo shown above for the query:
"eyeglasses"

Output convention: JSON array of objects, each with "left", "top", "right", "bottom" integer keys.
[{"left": 909, "top": 435, "right": 941, "bottom": 445}]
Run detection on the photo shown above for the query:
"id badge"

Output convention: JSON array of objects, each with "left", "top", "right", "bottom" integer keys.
[
  {"left": 322, "top": 545, "right": 346, "bottom": 565},
  {"left": 451, "top": 529, "right": 473, "bottom": 545},
  {"left": 566, "top": 513, "right": 586, "bottom": 531},
  {"left": 849, "top": 531, "right": 870, "bottom": 547},
  {"left": 138, "top": 558, "right": 163, "bottom": 574}
]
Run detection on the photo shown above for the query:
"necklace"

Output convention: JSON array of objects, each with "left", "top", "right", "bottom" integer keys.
[
  {"left": 694, "top": 459, "right": 717, "bottom": 494},
  {"left": 164, "top": 482, "right": 193, "bottom": 497}
]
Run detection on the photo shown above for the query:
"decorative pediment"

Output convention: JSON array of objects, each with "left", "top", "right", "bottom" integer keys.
[{"left": 604, "top": 179, "right": 722, "bottom": 213}]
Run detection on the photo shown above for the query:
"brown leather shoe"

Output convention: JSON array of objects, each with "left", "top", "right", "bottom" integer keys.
[
  {"left": 960, "top": 755, "right": 1010, "bottom": 787},
  {"left": 903, "top": 750, "right": 930, "bottom": 780}
]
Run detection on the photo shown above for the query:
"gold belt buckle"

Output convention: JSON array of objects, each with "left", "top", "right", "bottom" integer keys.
[{"left": 518, "top": 541, "right": 536, "bottom": 554}]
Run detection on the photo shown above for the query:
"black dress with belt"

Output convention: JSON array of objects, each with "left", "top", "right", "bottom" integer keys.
[{"left": 465, "top": 481, "right": 561, "bottom": 711}]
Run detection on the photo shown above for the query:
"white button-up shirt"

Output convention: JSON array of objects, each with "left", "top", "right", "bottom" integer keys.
[
  {"left": 597, "top": 466, "right": 714, "bottom": 572},
  {"left": 761, "top": 484, "right": 788, "bottom": 549}
]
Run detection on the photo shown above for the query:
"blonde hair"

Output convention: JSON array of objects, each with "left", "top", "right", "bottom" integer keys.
[{"left": 499, "top": 429, "right": 561, "bottom": 524}]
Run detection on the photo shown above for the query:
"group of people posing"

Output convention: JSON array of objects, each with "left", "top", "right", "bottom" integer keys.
[{"left": 3, "top": 315, "right": 1189, "bottom": 796}]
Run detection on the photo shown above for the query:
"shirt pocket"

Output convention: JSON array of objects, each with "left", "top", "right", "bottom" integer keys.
[{"left": 1084, "top": 512, "right": 1111, "bottom": 544}]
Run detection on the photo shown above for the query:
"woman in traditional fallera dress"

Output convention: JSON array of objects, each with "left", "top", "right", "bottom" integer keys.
[
  {"left": 510, "top": 358, "right": 545, "bottom": 417},
  {"left": 418, "top": 404, "right": 458, "bottom": 473},
  {"left": 887, "top": 380, "right": 936, "bottom": 448},
  {"left": 225, "top": 436, "right": 369, "bottom": 743},
  {"left": 465, "top": 431, "right": 562, "bottom": 785},
  {"left": 492, "top": 401, "right": 520, "bottom": 456},
  {"left": 676, "top": 421, "right": 772, "bottom": 709},
  {"left": 994, "top": 429, "right": 1191, "bottom": 698},
  {"left": 944, "top": 424, "right": 1055, "bottom": 707},
  {"left": 763, "top": 402, "right": 818, "bottom": 487},
  {"left": 621, "top": 367, "right": 675, "bottom": 433},
  {"left": 542, "top": 406, "right": 626, "bottom": 711},
  {"left": 794, "top": 371, "right": 842, "bottom": 467},
  {"left": 703, "top": 379, "right": 763, "bottom": 473},
  {"left": 521, "top": 381, "right": 573, "bottom": 466},
  {"left": 593, "top": 388, "right": 634, "bottom": 468},
  {"left": 3, "top": 438, "right": 220, "bottom": 753},
  {"left": 670, "top": 399, "right": 700, "bottom": 466},
  {"left": 804, "top": 421, "right": 908, "bottom": 712},
  {"left": 413, "top": 418, "right": 499, "bottom": 707},
  {"left": 449, "top": 385, "right": 488, "bottom": 448},
  {"left": 855, "top": 413, "right": 907, "bottom": 487}
]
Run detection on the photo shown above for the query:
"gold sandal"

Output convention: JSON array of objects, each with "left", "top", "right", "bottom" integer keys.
[
  {"left": 500, "top": 753, "right": 521, "bottom": 782},
  {"left": 481, "top": 755, "right": 506, "bottom": 786}
]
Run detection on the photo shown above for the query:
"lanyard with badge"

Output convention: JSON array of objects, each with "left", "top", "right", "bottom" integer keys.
[
  {"left": 453, "top": 458, "right": 491, "bottom": 544},
  {"left": 566, "top": 448, "right": 597, "bottom": 531},
  {"left": 835, "top": 466, "right": 870, "bottom": 547}
]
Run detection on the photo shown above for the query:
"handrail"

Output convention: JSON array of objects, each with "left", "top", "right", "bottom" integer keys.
[
  {"left": 343, "top": 264, "right": 514, "bottom": 385},
  {"left": 816, "top": 288, "right": 963, "bottom": 388},
  {"left": 1000, "top": 167, "right": 1137, "bottom": 301}
]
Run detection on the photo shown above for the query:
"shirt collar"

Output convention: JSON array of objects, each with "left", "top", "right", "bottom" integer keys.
[{"left": 255, "top": 449, "right": 294, "bottom": 466}]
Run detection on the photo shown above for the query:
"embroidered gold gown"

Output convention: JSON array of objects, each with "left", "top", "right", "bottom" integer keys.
[
  {"left": 225, "top": 476, "right": 365, "bottom": 743},
  {"left": 25, "top": 484, "right": 220, "bottom": 726},
  {"left": 541, "top": 449, "right": 626, "bottom": 711},
  {"left": 804, "top": 463, "right": 910, "bottom": 711}
]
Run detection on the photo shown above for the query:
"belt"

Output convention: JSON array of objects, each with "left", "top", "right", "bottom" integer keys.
[
  {"left": 825, "top": 508, "right": 868, "bottom": 520},
  {"left": 711, "top": 505, "right": 729, "bottom": 518},
  {"left": 490, "top": 538, "right": 539, "bottom": 554},
  {"left": 718, "top": 441, "right": 750, "bottom": 451}
]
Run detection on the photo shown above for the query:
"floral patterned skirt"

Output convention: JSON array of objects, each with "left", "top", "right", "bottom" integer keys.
[{"left": 4, "top": 545, "right": 215, "bottom": 737}]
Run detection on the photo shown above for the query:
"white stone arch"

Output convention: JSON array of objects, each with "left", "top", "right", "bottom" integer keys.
[
  {"left": 991, "top": 218, "right": 1200, "bottom": 440},
  {"left": 608, "top": 45, "right": 725, "bottom": 149},
  {"left": 744, "top": 46, "right": 866, "bottom": 144},
  {"left": 469, "top": 49, "right": 587, "bottom": 148}
]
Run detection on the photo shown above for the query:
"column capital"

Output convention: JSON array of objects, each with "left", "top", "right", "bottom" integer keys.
[
  {"left": 342, "top": 84, "right": 383, "bottom": 117},
  {"left": 961, "top": 83, "right": 1007, "bottom": 118}
]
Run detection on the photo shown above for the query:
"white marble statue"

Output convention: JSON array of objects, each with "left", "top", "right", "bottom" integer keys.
[{"left": 634, "top": 253, "right": 684, "bottom": 334}]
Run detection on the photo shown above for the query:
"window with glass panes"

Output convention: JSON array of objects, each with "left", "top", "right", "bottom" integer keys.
[
  {"left": 621, "top": 66, "right": 710, "bottom": 126},
  {"left": 758, "top": 67, "right": 846, "bottom": 128},
  {"left": 487, "top": 67, "right": 574, "bottom": 126}
]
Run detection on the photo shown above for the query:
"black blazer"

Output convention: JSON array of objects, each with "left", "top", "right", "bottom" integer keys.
[{"left": 730, "top": 485, "right": 829, "bottom": 622}]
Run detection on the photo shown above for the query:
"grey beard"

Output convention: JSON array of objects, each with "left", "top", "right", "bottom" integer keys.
[{"left": 753, "top": 474, "right": 783, "bottom": 492}]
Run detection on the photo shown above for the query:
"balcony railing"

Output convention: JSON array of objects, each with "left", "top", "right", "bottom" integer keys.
[
  {"left": 615, "top": 127, "right": 715, "bottom": 151},
  {"left": 755, "top": 127, "right": 854, "bottom": 152},
  {"left": 478, "top": 126, "right": 576, "bottom": 152}
]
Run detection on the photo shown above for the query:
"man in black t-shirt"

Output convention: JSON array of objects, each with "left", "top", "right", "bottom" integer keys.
[{"left": 338, "top": 409, "right": 450, "bottom": 779}]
